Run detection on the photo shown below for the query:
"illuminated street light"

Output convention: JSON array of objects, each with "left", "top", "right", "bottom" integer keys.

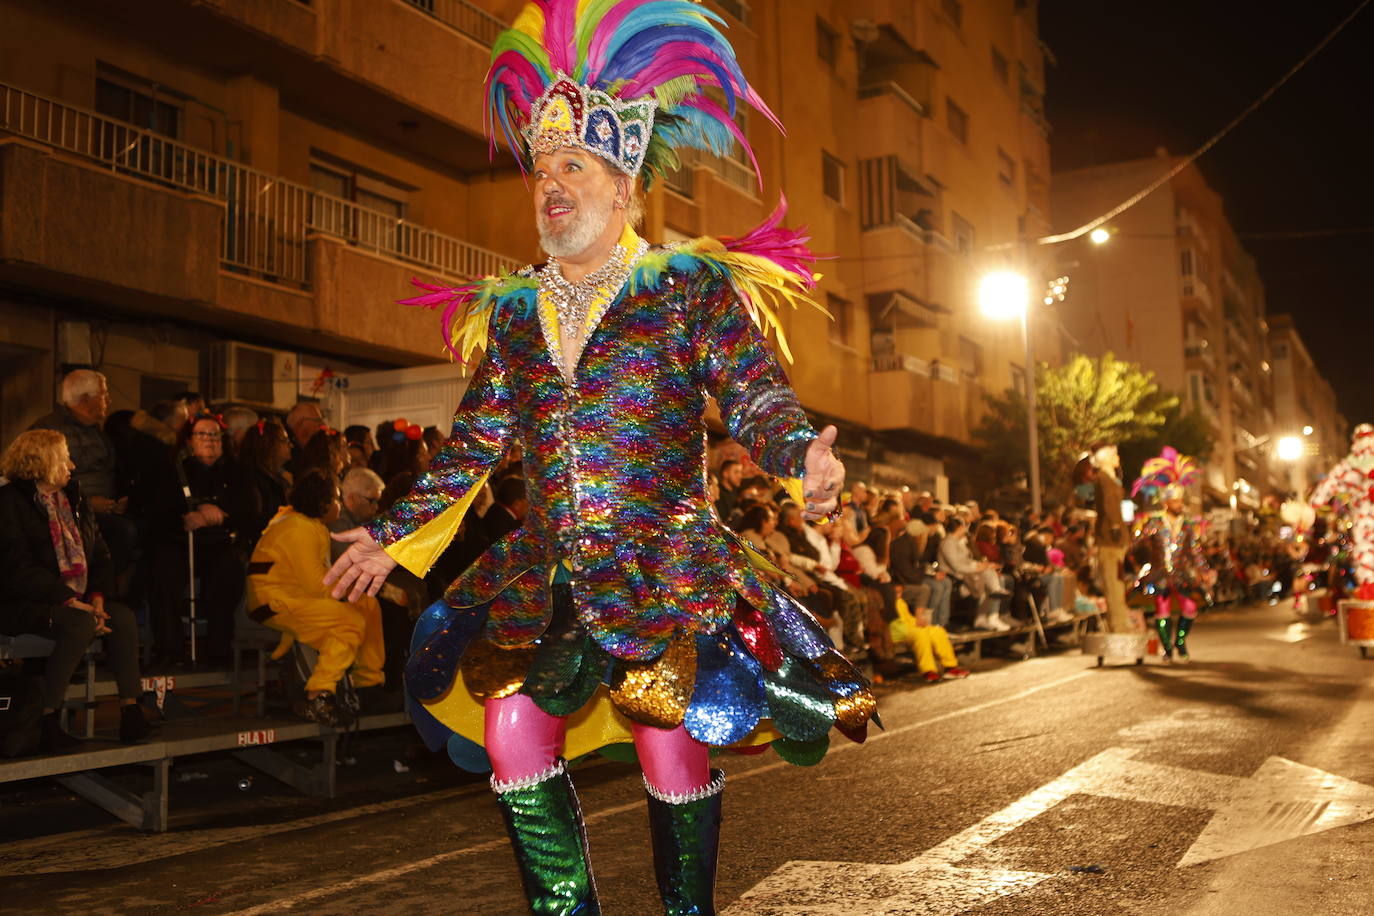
[
  {"left": 978, "top": 270, "right": 1030, "bottom": 320},
  {"left": 1303, "top": 425, "right": 1314, "bottom": 436},
  {"left": 1277, "top": 436, "right": 1304, "bottom": 462},
  {"left": 1089, "top": 227, "right": 1111, "bottom": 245}
]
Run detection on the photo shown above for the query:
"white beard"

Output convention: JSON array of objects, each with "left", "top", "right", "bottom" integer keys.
[{"left": 538, "top": 194, "right": 616, "bottom": 259}]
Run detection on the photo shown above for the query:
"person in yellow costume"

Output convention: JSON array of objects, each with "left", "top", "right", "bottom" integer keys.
[
  {"left": 891, "top": 601, "right": 970, "bottom": 683},
  {"left": 248, "top": 470, "right": 384, "bottom": 725}
]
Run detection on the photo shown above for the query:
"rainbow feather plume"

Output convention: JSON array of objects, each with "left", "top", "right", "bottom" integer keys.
[{"left": 1131, "top": 446, "right": 1199, "bottom": 498}]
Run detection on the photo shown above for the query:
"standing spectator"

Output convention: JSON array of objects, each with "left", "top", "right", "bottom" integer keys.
[
  {"left": 715, "top": 459, "right": 743, "bottom": 520},
  {"left": 30, "top": 370, "right": 138, "bottom": 582},
  {"left": 483, "top": 476, "right": 529, "bottom": 544},
  {"left": 298, "top": 428, "right": 348, "bottom": 483},
  {"left": 146, "top": 414, "right": 251, "bottom": 667},
  {"left": 222, "top": 407, "right": 260, "bottom": 455},
  {"left": 238, "top": 419, "right": 293, "bottom": 549},
  {"left": 284, "top": 402, "right": 325, "bottom": 476},
  {"left": 847, "top": 481, "right": 871, "bottom": 535},
  {"left": 343, "top": 425, "right": 377, "bottom": 467},
  {"left": 0, "top": 431, "right": 152, "bottom": 750},
  {"left": 249, "top": 470, "right": 385, "bottom": 725}
]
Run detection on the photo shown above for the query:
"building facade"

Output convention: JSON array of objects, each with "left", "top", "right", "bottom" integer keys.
[
  {"left": 1268, "top": 313, "right": 1350, "bottom": 492},
  {"left": 1, "top": 0, "right": 1056, "bottom": 498},
  {"left": 1051, "top": 154, "right": 1285, "bottom": 506}
]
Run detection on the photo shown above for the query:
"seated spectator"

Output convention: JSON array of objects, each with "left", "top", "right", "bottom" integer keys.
[
  {"left": 890, "top": 604, "right": 970, "bottom": 684},
  {"left": 343, "top": 425, "right": 377, "bottom": 469},
  {"left": 738, "top": 504, "right": 838, "bottom": 631},
  {"left": 248, "top": 471, "right": 384, "bottom": 725},
  {"left": 375, "top": 422, "right": 430, "bottom": 484},
  {"left": 173, "top": 391, "right": 206, "bottom": 419},
  {"left": 779, "top": 505, "right": 866, "bottom": 654},
  {"left": 484, "top": 475, "right": 529, "bottom": 544},
  {"left": 146, "top": 414, "right": 251, "bottom": 667},
  {"left": 222, "top": 407, "right": 260, "bottom": 455},
  {"left": 939, "top": 517, "right": 1008, "bottom": 631},
  {"left": 715, "top": 458, "right": 743, "bottom": 520},
  {"left": 299, "top": 428, "right": 347, "bottom": 483},
  {"left": 30, "top": 369, "right": 138, "bottom": 585},
  {"left": 0, "top": 431, "right": 152, "bottom": 750},
  {"left": 892, "top": 516, "right": 953, "bottom": 628},
  {"left": 238, "top": 419, "right": 293, "bottom": 549}
]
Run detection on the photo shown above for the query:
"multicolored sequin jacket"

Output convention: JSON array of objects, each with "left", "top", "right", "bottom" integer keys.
[
  {"left": 366, "top": 228, "right": 816, "bottom": 664},
  {"left": 1132, "top": 510, "right": 1209, "bottom": 597}
]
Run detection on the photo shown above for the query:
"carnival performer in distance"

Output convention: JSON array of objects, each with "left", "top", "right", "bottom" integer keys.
[
  {"left": 1130, "top": 448, "right": 1210, "bottom": 662},
  {"left": 325, "top": 2, "right": 875, "bottom": 913},
  {"left": 1310, "top": 424, "right": 1374, "bottom": 602}
]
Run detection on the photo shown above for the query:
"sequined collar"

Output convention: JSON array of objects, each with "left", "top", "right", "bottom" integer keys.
[{"left": 535, "top": 225, "right": 649, "bottom": 384}]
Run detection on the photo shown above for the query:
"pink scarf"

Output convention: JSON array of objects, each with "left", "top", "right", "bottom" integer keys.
[{"left": 38, "top": 489, "right": 88, "bottom": 597}]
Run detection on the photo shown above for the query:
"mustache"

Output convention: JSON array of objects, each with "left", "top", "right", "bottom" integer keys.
[{"left": 543, "top": 196, "right": 575, "bottom": 210}]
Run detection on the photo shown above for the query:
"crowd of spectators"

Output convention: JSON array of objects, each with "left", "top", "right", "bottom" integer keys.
[{"left": 3, "top": 368, "right": 1322, "bottom": 744}]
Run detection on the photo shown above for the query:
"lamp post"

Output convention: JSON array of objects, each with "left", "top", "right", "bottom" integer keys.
[{"left": 978, "top": 270, "right": 1041, "bottom": 514}]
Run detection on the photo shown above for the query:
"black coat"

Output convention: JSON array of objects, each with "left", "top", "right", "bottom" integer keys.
[
  {"left": 0, "top": 479, "right": 113, "bottom": 634},
  {"left": 146, "top": 454, "right": 256, "bottom": 548}
]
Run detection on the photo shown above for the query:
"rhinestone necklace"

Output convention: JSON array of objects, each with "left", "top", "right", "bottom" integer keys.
[{"left": 541, "top": 238, "right": 649, "bottom": 376}]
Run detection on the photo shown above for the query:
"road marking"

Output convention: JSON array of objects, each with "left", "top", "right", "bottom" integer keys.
[
  {"left": 222, "top": 670, "right": 1093, "bottom": 914},
  {"left": 730, "top": 746, "right": 1374, "bottom": 914}
]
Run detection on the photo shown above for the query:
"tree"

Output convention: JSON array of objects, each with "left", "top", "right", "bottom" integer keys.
[
  {"left": 973, "top": 352, "right": 1178, "bottom": 503},
  {"left": 1118, "top": 401, "right": 1215, "bottom": 490}
]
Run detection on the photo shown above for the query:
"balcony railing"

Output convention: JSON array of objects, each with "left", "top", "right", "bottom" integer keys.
[
  {"left": 665, "top": 146, "right": 756, "bottom": 198},
  {"left": 872, "top": 353, "right": 932, "bottom": 376},
  {"left": 400, "top": 0, "right": 507, "bottom": 47},
  {"left": 0, "top": 82, "right": 519, "bottom": 288}
]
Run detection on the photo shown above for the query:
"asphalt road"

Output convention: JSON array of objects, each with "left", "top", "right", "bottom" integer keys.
[{"left": 6, "top": 599, "right": 1374, "bottom": 915}]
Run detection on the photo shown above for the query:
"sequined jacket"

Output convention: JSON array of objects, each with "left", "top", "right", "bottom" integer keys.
[
  {"left": 367, "top": 235, "right": 817, "bottom": 662},
  {"left": 1132, "top": 510, "right": 1208, "bottom": 594}
]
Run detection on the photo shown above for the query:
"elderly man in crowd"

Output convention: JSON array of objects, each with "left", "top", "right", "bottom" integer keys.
[
  {"left": 31, "top": 369, "right": 138, "bottom": 581},
  {"left": 283, "top": 402, "right": 325, "bottom": 476}
]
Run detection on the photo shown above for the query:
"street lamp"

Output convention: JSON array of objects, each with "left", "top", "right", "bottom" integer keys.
[
  {"left": 1089, "top": 227, "right": 1111, "bottom": 245},
  {"left": 1276, "top": 435, "right": 1304, "bottom": 462},
  {"left": 978, "top": 269, "right": 1042, "bottom": 514}
]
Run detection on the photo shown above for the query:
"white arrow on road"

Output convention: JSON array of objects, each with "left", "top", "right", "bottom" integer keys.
[{"left": 727, "top": 747, "right": 1374, "bottom": 915}]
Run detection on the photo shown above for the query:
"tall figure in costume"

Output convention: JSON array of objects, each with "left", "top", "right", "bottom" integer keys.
[
  {"left": 325, "top": 3, "right": 875, "bottom": 913},
  {"left": 1310, "top": 424, "right": 1374, "bottom": 601},
  {"left": 1131, "top": 448, "right": 1209, "bottom": 662},
  {"left": 1090, "top": 442, "right": 1132, "bottom": 633}
]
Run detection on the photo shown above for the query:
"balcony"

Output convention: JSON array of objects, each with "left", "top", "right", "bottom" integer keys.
[
  {"left": 0, "top": 82, "right": 518, "bottom": 360},
  {"left": 857, "top": 82, "right": 926, "bottom": 166},
  {"left": 1184, "top": 341, "right": 1216, "bottom": 371},
  {"left": 399, "top": 0, "right": 508, "bottom": 46},
  {"left": 869, "top": 358, "right": 984, "bottom": 442},
  {"left": 665, "top": 147, "right": 757, "bottom": 200}
]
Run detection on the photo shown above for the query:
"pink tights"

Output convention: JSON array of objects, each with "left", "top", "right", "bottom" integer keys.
[
  {"left": 1154, "top": 593, "right": 1198, "bottom": 620},
  {"left": 485, "top": 692, "right": 711, "bottom": 795}
]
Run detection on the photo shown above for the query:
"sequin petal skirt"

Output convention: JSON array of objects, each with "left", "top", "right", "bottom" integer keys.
[{"left": 405, "top": 578, "right": 878, "bottom": 772}]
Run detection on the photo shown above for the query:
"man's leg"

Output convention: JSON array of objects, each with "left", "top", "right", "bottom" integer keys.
[
  {"left": 930, "top": 578, "right": 952, "bottom": 629},
  {"left": 909, "top": 626, "right": 937, "bottom": 674},
  {"left": 634, "top": 721, "right": 722, "bottom": 916},
  {"left": 484, "top": 694, "right": 598, "bottom": 914},
  {"left": 1098, "top": 546, "right": 1131, "bottom": 632},
  {"left": 930, "top": 625, "right": 960, "bottom": 670},
  {"left": 1175, "top": 596, "right": 1199, "bottom": 660},
  {"left": 1153, "top": 594, "right": 1175, "bottom": 660}
]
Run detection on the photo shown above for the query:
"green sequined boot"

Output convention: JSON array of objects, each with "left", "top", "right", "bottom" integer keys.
[
  {"left": 1154, "top": 616, "right": 1173, "bottom": 661},
  {"left": 493, "top": 761, "right": 601, "bottom": 916},
  {"left": 645, "top": 770, "right": 725, "bottom": 916},
  {"left": 1174, "top": 615, "right": 1194, "bottom": 661}
]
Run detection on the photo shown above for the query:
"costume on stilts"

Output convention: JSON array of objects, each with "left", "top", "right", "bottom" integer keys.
[
  {"left": 1309, "top": 424, "right": 1374, "bottom": 602},
  {"left": 363, "top": 3, "right": 878, "bottom": 912},
  {"left": 1130, "top": 448, "right": 1209, "bottom": 662}
]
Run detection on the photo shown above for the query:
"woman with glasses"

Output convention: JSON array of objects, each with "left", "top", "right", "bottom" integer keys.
[{"left": 145, "top": 413, "right": 252, "bottom": 668}]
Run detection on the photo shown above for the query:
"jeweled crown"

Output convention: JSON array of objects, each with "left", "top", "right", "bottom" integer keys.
[{"left": 525, "top": 74, "right": 657, "bottom": 178}]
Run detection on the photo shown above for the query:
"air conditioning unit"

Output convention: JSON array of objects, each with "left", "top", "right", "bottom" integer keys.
[{"left": 207, "top": 342, "right": 298, "bottom": 410}]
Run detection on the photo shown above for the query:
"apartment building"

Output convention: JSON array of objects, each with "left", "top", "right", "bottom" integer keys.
[
  {"left": 1051, "top": 154, "right": 1284, "bottom": 506},
  {"left": 1268, "top": 313, "right": 1350, "bottom": 492},
  {"left": 1, "top": 0, "right": 1056, "bottom": 498}
]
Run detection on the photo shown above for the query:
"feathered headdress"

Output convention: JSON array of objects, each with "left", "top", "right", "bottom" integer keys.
[
  {"left": 1131, "top": 446, "right": 1199, "bottom": 502},
  {"left": 486, "top": 0, "right": 780, "bottom": 186}
]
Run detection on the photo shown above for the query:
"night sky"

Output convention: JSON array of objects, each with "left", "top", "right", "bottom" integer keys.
[{"left": 1040, "top": 0, "right": 1374, "bottom": 425}]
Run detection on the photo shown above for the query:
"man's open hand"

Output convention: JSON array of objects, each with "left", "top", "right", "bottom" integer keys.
[
  {"left": 325, "top": 527, "right": 398, "bottom": 601},
  {"left": 802, "top": 425, "right": 844, "bottom": 521}
]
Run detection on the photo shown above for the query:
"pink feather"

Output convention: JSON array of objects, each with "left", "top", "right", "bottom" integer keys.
[
  {"left": 541, "top": 0, "right": 577, "bottom": 74},
  {"left": 399, "top": 279, "right": 484, "bottom": 363},
  {"left": 719, "top": 194, "right": 822, "bottom": 291}
]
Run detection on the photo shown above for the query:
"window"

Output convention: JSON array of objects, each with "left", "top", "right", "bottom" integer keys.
[
  {"left": 1011, "top": 365, "right": 1027, "bottom": 397},
  {"left": 996, "top": 148, "right": 1015, "bottom": 187},
  {"left": 946, "top": 98, "right": 968, "bottom": 144},
  {"left": 1189, "top": 373, "right": 1201, "bottom": 406},
  {"left": 1180, "top": 248, "right": 1195, "bottom": 277},
  {"left": 991, "top": 47, "right": 1009, "bottom": 85},
  {"left": 958, "top": 336, "right": 982, "bottom": 379},
  {"left": 95, "top": 77, "right": 181, "bottom": 138},
  {"left": 828, "top": 293, "right": 853, "bottom": 345},
  {"left": 942, "top": 0, "right": 963, "bottom": 28},
  {"left": 822, "top": 152, "right": 845, "bottom": 204},
  {"left": 1272, "top": 342, "right": 1289, "bottom": 359},
  {"left": 951, "top": 212, "right": 974, "bottom": 257},
  {"left": 816, "top": 17, "right": 839, "bottom": 68}
]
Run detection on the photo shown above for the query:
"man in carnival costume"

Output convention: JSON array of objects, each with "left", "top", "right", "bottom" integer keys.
[
  {"left": 1309, "top": 424, "right": 1374, "bottom": 601},
  {"left": 1130, "top": 448, "right": 1210, "bottom": 662},
  {"left": 326, "top": 2, "right": 876, "bottom": 913}
]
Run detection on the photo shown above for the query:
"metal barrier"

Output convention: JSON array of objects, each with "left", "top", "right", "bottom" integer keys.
[
  {"left": 0, "top": 82, "right": 519, "bottom": 287},
  {"left": 400, "top": 0, "right": 508, "bottom": 46}
]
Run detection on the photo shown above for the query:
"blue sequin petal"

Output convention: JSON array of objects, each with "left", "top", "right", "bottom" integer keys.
[{"left": 684, "top": 628, "right": 764, "bottom": 746}]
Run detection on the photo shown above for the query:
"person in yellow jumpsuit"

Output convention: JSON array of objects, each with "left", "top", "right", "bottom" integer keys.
[
  {"left": 891, "top": 600, "right": 971, "bottom": 683},
  {"left": 247, "top": 470, "right": 384, "bottom": 725}
]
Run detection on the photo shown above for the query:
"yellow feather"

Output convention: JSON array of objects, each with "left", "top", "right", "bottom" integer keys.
[{"left": 512, "top": 4, "right": 545, "bottom": 42}]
